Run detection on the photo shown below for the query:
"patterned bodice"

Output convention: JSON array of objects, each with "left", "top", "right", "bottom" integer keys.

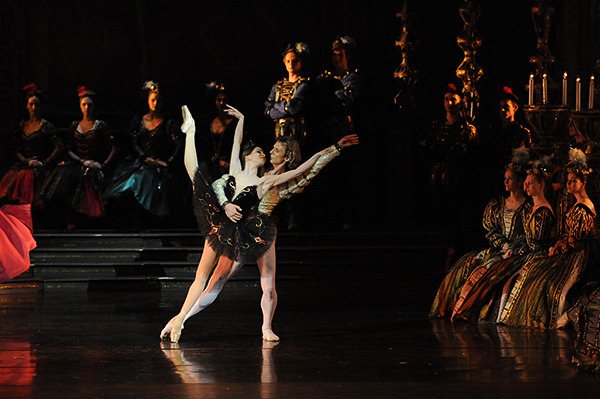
[
  {"left": 565, "top": 203, "right": 598, "bottom": 242},
  {"left": 16, "top": 120, "right": 59, "bottom": 161},
  {"left": 132, "top": 117, "right": 181, "bottom": 163},
  {"left": 222, "top": 176, "right": 259, "bottom": 219},
  {"left": 521, "top": 203, "right": 555, "bottom": 253},
  {"left": 483, "top": 197, "right": 527, "bottom": 250},
  {"left": 70, "top": 120, "right": 113, "bottom": 160}
]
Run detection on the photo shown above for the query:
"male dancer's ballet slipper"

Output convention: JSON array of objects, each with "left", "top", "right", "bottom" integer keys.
[{"left": 262, "top": 329, "right": 280, "bottom": 342}]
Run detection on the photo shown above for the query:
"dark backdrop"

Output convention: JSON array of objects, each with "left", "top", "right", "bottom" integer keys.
[{"left": 1, "top": 0, "right": 599, "bottom": 230}]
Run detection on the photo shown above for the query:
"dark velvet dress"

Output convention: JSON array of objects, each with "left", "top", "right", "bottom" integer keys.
[
  {"left": 196, "top": 117, "right": 235, "bottom": 182},
  {"left": 0, "top": 120, "right": 62, "bottom": 207},
  {"left": 42, "top": 120, "right": 115, "bottom": 218},
  {"left": 104, "top": 117, "right": 183, "bottom": 216}
]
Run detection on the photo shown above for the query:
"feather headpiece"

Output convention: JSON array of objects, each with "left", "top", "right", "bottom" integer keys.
[
  {"left": 143, "top": 81, "right": 160, "bottom": 93},
  {"left": 205, "top": 81, "right": 226, "bottom": 94},
  {"left": 507, "top": 146, "right": 530, "bottom": 178},
  {"left": 332, "top": 36, "right": 357, "bottom": 54},
  {"left": 529, "top": 156, "right": 552, "bottom": 181},
  {"left": 566, "top": 147, "right": 592, "bottom": 177},
  {"left": 283, "top": 42, "right": 310, "bottom": 59}
]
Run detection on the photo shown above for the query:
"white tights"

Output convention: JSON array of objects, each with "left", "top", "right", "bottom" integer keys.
[{"left": 183, "top": 239, "right": 278, "bottom": 338}]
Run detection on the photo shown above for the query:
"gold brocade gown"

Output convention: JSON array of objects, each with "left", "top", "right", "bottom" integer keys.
[
  {"left": 498, "top": 203, "right": 598, "bottom": 328},
  {"left": 450, "top": 202, "right": 554, "bottom": 321},
  {"left": 430, "top": 196, "right": 528, "bottom": 318}
]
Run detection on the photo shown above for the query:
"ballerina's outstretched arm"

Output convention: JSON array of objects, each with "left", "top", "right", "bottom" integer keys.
[
  {"left": 226, "top": 105, "right": 244, "bottom": 176},
  {"left": 181, "top": 105, "right": 198, "bottom": 182}
]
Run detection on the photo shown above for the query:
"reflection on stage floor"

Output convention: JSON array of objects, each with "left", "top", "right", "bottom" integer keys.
[{"left": 1, "top": 278, "right": 599, "bottom": 398}]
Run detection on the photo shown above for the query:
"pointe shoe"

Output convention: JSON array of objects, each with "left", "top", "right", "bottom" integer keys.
[
  {"left": 160, "top": 315, "right": 185, "bottom": 342},
  {"left": 181, "top": 106, "right": 195, "bottom": 134},
  {"left": 160, "top": 316, "right": 176, "bottom": 341},
  {"left": 170, "top": 315, "right": 185, "bottom": 343},
  {"left": 262, "top": 329, "right": 280, "bottom": 342}
]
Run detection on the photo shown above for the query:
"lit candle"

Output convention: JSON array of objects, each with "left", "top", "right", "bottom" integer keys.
[
  {"left": 528, "top": 74, "right": 534, "bottom": 105},
  {"left": 562, "top": 72, "right": 567, "bottom": 106},
  {"left": 542, "top": 74, "right": 548, "bottom": 104},
  {"left": 576, "top": 77, "right": 581, "bottom": 111},
  {"left": 589, "top": 75, "right": 595, "bottom": 109}
]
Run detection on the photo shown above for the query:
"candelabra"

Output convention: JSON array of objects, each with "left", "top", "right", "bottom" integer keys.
[{"left": 524, "top": 1, "right": 568, "bottom": 155}]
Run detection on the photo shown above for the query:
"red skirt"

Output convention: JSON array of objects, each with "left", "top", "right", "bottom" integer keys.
[
  {"left": 0, "top": 169, "right": 35, "bottom": 204},
  {"left": 0, "top": 204, "right": 37, "bottom": 282}
]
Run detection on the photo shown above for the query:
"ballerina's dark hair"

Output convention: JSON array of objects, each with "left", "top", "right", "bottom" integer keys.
[{"left": 240, "top": 140, "right": 260, "bottom": 168}]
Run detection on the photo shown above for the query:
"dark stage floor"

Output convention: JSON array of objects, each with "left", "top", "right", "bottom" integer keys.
[{"left": 2, "top": 276, "right": 600, "bottom": 398}]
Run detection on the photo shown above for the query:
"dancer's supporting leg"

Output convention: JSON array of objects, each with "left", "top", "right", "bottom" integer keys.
[
  {"left": 257, "top": 241, "right": 279, "bottom": 341},
  {"left": 160, "top": 240, "right": 218, "bottom": 342},
  {"left": 164, "top": 241, "right": 280, "bottom": 341},
  {"left": 180, "top": 243, "right": 279, "bottom": 341}
]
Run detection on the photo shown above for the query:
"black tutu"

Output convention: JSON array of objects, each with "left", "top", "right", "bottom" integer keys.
[{"left": 192, "top": 165, "right": 275, "bottom": 261}]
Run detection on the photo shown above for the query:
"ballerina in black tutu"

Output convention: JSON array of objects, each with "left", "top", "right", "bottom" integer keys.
[{"left": 161, "top": 104, "right": 332, "bottom": 343}]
